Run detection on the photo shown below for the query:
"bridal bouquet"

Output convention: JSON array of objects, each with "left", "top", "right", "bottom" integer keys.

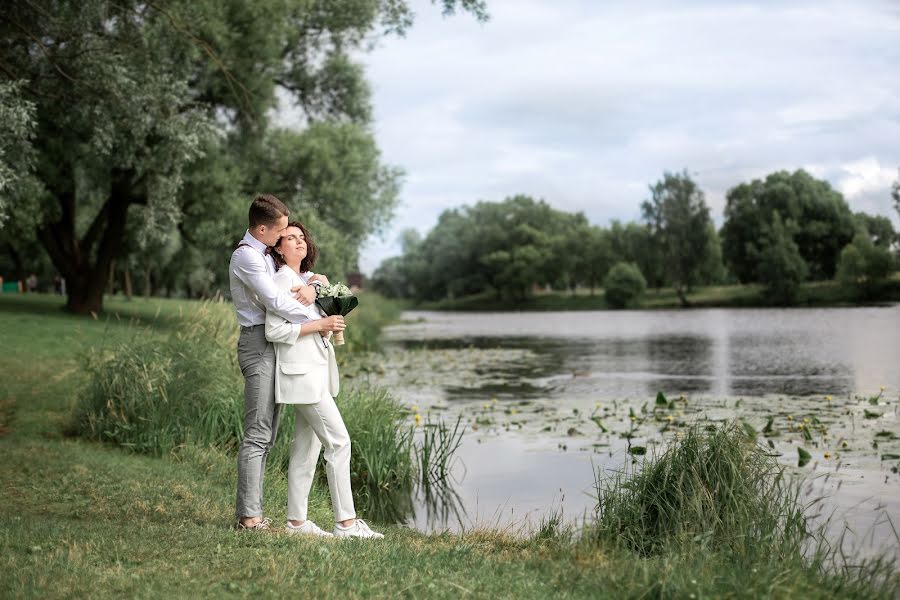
[{"left": 315, "top": 282, "right": 358, "bottom": 346}]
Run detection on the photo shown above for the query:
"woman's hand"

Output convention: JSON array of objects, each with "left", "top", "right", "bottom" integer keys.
[
  {"left": 308, "top": 274, "right": 330, "bottom": 286},
  {"left": 318, "top": 315, "right": 345, "bottom": 333}
]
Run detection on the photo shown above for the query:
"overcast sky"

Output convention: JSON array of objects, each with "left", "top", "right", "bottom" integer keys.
[{"left": 353, "top": 0, "right": 900, "bottom": 274}]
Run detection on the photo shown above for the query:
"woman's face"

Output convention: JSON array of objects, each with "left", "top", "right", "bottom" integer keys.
[{"left": 276, "top": 226, "right": 308, "bottom": 264}]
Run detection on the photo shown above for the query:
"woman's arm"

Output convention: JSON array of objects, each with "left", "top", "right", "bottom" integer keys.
[{"left": 266, "top": 274, "right": 345, "bottom": 344}]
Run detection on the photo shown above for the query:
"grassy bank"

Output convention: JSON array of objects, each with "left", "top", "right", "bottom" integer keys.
[
  {"left": 2, "top": 294, "right": 897, "bottom": 598},
  {"left": 416, "top": 274, "right": 900, "bottom": 311}
]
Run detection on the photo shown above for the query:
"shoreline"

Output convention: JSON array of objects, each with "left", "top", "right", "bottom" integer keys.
[{"left": 408, "top": 276, "right": 900, "bottom": 312}]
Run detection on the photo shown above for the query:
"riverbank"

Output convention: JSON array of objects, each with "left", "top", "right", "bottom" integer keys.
[
  {"left": 2, "top": 295, "right": 897, "bottom": 598},
  {"left": 414, "top": 274, "right": 900, "bottom": 311}
]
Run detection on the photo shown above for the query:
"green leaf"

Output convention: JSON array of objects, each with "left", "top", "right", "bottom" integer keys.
[
  {"left": 881, "top": 454, "right": 900, "bottom": 460},
  {"left": 590, "top": 416, "right": 608, "bottom": 433},
  {"left": 762, "top": 416, "right": 774, "bottom": 435},
  {"left": 864, "top": 409, "right": 882, "bottom": 419},
  {"left": 628, "top": 446, "right": 647, "bottom": 456},
  {"left": 655, "top": 391, "right": 668, "bottom": 406},
  {"left": 874, "top": 431, "right": 897, "bottom": 440},
  {"left": 797, "top": 447, "right": 812, "bottom": 467},
  {"left": 741, "top": 421, "right": 757, "bottom": 440}
]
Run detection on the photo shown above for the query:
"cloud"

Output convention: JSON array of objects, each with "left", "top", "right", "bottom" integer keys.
[{"left": 348, "top": 0, "right": 900, "bottom": 273}]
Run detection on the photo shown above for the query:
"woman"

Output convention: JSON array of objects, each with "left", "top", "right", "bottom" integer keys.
[{"left": 265, "top": 221, "right": 383, "bottom": 539}]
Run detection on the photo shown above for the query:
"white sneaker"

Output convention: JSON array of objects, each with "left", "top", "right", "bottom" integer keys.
[
  {"left": 333, "top": 519, "right": 384, "bottom": 539},
  {"left": 285, "top": 520, "right": 334, "bottom": 538}
]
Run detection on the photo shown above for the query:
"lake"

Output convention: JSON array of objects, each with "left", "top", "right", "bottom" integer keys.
[{"left": 365, "top": 305, "right": 900, "bottom": 557}]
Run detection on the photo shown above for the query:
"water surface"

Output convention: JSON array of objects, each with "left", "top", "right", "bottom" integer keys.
[{"left": 366, "top": 306, "right": 900, "bottom": 557}]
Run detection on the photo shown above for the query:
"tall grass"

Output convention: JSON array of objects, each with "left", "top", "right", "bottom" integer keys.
[
  {"left": 585, "top": 423, "right": 898, "bottom": 596},
  {"left": 590, "top": 423, "right": 810, "bottom": 559},
  {"left": 73, "top": 295, "right": 461, "bottom": 522},
  {"left": 73, "top": 301, "right": 243, "bottom": 454}
]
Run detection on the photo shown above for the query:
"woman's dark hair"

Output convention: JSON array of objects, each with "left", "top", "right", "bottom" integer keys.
[{"left": 272, "top": 221, "right": 318, "bottom": 273}]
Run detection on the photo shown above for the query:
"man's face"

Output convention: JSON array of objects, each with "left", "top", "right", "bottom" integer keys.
[{"left": 261, "top": 215, "right": 289, "bottom": 247}]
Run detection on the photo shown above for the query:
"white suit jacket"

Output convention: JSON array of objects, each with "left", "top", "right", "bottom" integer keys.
[{"left": 265, "top": 267, "right": 340, "bottom": 404}]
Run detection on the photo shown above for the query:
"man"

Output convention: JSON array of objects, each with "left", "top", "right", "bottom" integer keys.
[{"left": 229, "top": 193, "right": 340, "bottom": 530}]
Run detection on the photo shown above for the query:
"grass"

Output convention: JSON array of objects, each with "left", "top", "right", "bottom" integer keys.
[
  {"left": 417, "top": 273, "right": 900, "bottom": 311},
  {"left": 67, "top": 294, "right": 457, "bottom": 521},
  {"left": 2, "top": 293, "right": 898, "bottom": 599}
]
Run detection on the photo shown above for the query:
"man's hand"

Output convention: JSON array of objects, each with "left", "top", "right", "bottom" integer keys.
[
  {"left": 291, "top": 284, "right": 316, "bottom": 306},
  {"left": 308, "top": 274, "right": 330, "bottom": 286}
]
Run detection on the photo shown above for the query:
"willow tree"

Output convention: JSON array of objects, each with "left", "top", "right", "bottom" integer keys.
[{"left": 0, "top": 0, "right": 487, "bottom": 313}]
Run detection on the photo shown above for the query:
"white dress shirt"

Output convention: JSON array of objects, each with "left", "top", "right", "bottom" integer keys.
[{"left": 229, "top": 230, "right": 320, "bottom": 328}]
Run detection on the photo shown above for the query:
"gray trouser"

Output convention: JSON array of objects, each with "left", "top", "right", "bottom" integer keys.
[{"left": 235, "top": 325, "right": 281, "bottom": 518}]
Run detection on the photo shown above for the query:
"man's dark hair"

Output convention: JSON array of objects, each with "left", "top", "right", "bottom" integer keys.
[{"left": 248, "top": 194, "right": 289, "bottom": 228}]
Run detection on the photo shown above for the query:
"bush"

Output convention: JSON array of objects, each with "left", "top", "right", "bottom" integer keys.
[
  {"left": 73, "top": 300, "right": 243, "bottom": 455},
  {"left": 836, "top": 234, "right": 895, "bottom": 299},
  {"left": 589, "top": 423, "right": 809, "bottom": 559},
  {"left": 604, "top": 262, "right": 647, "bottom": 308}
]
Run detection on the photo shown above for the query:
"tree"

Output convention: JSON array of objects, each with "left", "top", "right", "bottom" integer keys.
[
  {"left": 607, "top": 220, "right": 662, "bottom": 289},
  {"left": 892, "top": 168, "right": 900, "bottom": 220},
  {"left": 853, "top": 212, "right": 896, "bottom": 248},
  {"left": 721, "top": 170, "right": 855, "bottom": 283},
  {"left": 580, "top": 226, "right": 613, "bottom": 296},
  {"left": 757, "top": 213, "right": 808, "bottom": 305},
  {"left": 836, "top": 234, "right": 895, "bottom": 300},
  {"left": 604, "top": 262, "right": 646, "bottom": 309},
  {"left": 0, "top": 0, "right": 486, "bottom": 314},
  {"left": 641, "top": 170, "right": 719, "bottom": 306}
]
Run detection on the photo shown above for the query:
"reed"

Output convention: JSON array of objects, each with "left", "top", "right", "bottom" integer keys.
[
  {"left": 585, "top": 423, "right": 898, "bottom": 596},
  {"left": 590, "top": 423, "right": 812, "bottom": 557}
]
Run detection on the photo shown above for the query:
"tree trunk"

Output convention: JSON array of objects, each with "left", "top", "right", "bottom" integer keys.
[
  {"left": 143, "top": 267, "right": 152, "bottom": 298},
  {"left": 107, "top": 259, "right": 117, "bottom": 295},
  {"left": 675, "top": 284, "right": 691, "bottom": 308},
  {"left": 36, "top": 166, "right": 143, "bottom": 315},
  {"left": 123, "top": 265, "right": 133, "bottom": 300}
]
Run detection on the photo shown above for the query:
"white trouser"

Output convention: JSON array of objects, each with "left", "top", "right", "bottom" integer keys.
[{"left": 286, "top": 394, "right": 356, "bottom": 523}]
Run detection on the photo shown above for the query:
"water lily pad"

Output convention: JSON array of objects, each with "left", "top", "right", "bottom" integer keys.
[
  {"left": 798, "top": 447, "right": 812, "bottom": 467},
  {"left": 881, "top": 454, "right": 900, "bottom": 461},
  {"left": 864, "top": 410, "right": 882, "bottom": 419},
  {"left": 628, "top": 446, "right": 647, "bottom": 455}
]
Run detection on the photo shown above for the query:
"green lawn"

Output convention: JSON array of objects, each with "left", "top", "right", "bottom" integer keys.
[{"left": 2, "top": 294, "right": 896, "bottom": 599}]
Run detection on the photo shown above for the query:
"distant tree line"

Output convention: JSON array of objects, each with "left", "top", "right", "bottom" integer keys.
[{"left": 372, "top": 169, "right": 900, "bottom": 306}]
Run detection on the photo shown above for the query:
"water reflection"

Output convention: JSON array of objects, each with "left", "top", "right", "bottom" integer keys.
[{"left": 388, "top": 306, "right": 899, "bottom": 400}]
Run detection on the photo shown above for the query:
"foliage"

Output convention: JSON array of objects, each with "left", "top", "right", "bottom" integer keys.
[
  {"left": 590, "top": 424, "right": 810, "bottom": 558},
  {"left": 641, "top": 170, "right": 721, "bottom": 305},
  {"left": 721, "top": 169, "right": 855, "bottom": 283},
  {"left": 0, "top": 81, "right": 37, "bottom": 227},
  {"left": 603, "top": 262, "right": 646, "bottom": 309},
  {"left": 837, "top": 234, "right": 895, "bottom": 299},
  {"left": 893, "top": 168, "right": 900, "bottom": 220},
  {"left": 74, "top": 301, "right": 243, "bottom": 455},
  {"left": 0, "top": 0, "right": 484, "bottom": 313},
  {"left": 373, "top": 196, "right": 659, "bottom": 302},
  {"left": 72, "top": 294, "right": 453, "bottom": 519},
  {"left": 757, "top": 212, "right": 809, "bottom": 305}
]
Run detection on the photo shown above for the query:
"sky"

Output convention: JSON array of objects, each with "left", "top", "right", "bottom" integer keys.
[{"left": 352, "top": 0, "right": 900, "bottom": 274}]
